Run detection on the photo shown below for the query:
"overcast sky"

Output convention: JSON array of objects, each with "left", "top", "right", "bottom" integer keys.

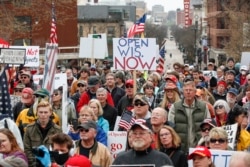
[{"left": 146, "top": 0, "right": 183, "bottom": 12}]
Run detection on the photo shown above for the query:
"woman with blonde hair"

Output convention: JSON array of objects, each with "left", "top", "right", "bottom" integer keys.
[
  {"left": 209, "top": 127, "right": 232, "bottom": 150},
  {"left": 89, "top": 99, "right": 109, "bottom": 133},
  {"left": 158, "top": 125, "right": 187, "bottom": 167},
  {"left": 68, "top": 105, "right": 107, "bottom": 145},
  {"left": 160, "top": 82, "right": 180, "bottom": 113}
]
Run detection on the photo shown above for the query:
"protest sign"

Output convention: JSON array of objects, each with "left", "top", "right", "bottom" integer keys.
[
  {"left": 107, "top": 131, "right": 127, "bottom": 161},
  {"left": 188, "top": 148, "right": 235, "bottom": 167},
  {"left": 10, "top": 95, "right": 21, "bottom": 109},
  {"left": 10, "top": 46, "right": 39, "bottom": 67},
  {"left": 0, "top": 48, "right": 26, "bottom": 64},
  {"left": 203, "top": 70, "right": 217, "bottom": 81},
  {"left": 113, "top": 38, "right": 157, "bottom": 70},
  {"left": 222, "top": 123, "right": 238, "bottom": 149},
  {"left": 241, "top": 52, "right": 250, "bottom": 67}
]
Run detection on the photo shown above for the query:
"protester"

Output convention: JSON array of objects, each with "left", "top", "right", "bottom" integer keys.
[
  {"left": 168, "top": 80, "right": 210, "bottom": 153},
  {"left": 196, "top": 89, "right": 215, "bottom": 118},
  {"left": 226, "top": 88, "right": 238, "bottom": 109},
  {"left": 13, "top": 83, "right": 25, "bottom": 96},
  {"left": 225, "top": 70, "right": 240, "bottom": 89},
  {"left": 0, "top": 156, "right": 28, "bottom": 167},
  {"left": 212, "top": 80, "right": 227, "bottom": 101},
  {"left": 115, "top": 71, "right": 126, "bottom": 89},
  {"left": 74, "top": 120, "right": 112, "bottom": 167},
  {"left": 96, "top": 87, "right": 117, "bottom": 131},
  {"left": 19, "top": 70, "right": 39, "bottom": 91},
  {"left": 141, "top": 81, "right": 156, "bottom": 110},
  {"left": 209, "top": 127, "right": 232, "bottom": 150},
  {"left": 229, "top": 151, "right": 250, "bottom": 167},
  {"left": 113, "top": 121, "right": 173, "bottom": 167},
  {"left": 70, "top": 80, "right": 87, "bottom": 113},
  {"left": 132, "top": 93, "right": 151, "bottom": 120},
  {"left": 89, "top": 99, "right": 109, "bottom": 133},
  {"left": 197, "top": 118, "right": 216, "bottom": 147},
  {"left": 213, "top": 100, "right": 230, "bottom": 126},
  {"left": 188, "top": 146, "right": 215, "bottom": 167},
  {"left": 24, "top": 100, "right": 62, "bottom": 167},
  {"left": 0, "top": 128, "right": 27, "bottom": 164},
  {"left": 66, "top": 68, "right": 77, "bottom": 96},
  {"left": 158, "top": 125, "right": 188, "bottom": 167}
]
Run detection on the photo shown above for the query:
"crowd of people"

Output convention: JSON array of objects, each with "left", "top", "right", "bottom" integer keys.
[{"left": 0, "top": 57, "right": 250, "bottom": 167}]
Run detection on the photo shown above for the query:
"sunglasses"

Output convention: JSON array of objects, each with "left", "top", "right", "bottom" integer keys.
[
  {"left": 215, "top": 105, "right": 224, "bottom": 110},
  {"left": 201, "top": 127, "right": 212, "bottom": 132},
  {"left": 79, "top": 129, "right": 89, "bottom": 133},
  {"left": 126, "top": 85, "right": 133, "bottom": 89},
  {"left": 15, "top": 89, "right": 23, "bottom": 92},
  {"left": 145, "top": 86, "right": 154, "bottom": 90},
  {"left": 134, "top": 102, "right": 147, "bottom": 107},
  {"left": 77, "top": 84, "right": 85, "bottom": 87},
  {"left": 21, "top": 76, "right": 28, "bottom": 79},
  {"left": 210, "top": 138, "right": 226, "bottom": 144}
]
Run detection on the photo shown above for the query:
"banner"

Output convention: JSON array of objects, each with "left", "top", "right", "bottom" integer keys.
[
  {"left": 113, "top": 38, "right": 157, "bottom": 70},
  {"left": 184, "top": 0, "right": 190, "bottom": 28},
  {"left": 10, "top": 46, "right": 39, "bottom": 67}
]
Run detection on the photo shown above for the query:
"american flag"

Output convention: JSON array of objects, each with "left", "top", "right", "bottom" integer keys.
[
  {"left": 157, "top": 40, "right": 166, "bottom": 70},
  {"left": 127, "top": 14, "right": 146, "bottom": 38},
  {"left": 42, "top": 43, "right": 58, "bottom": 94},
  {"left": 50, "top": 2, "right": 57, "bottom": 44},
  {"left": 119, "top": 110, "right": 135, "bottom": 130},
  {"left": 0, "top": 67, "right": 12, "bottom": 119}
]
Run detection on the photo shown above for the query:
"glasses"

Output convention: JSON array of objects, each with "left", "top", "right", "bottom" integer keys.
[
  {"left": 21, "top": 76, "right": 28, "bottom": 79},
  {"left": 215, "top": 105, "right": 224, "bottom": 110},
  {"left": 174, "top": 67, "right": 180, "bottom": 70},
  {"left": 201, "top": 127, "right": 212, "bottom": 132},
  {"left": 79, "top": 114, "right": 90, "bottom": 117},
  {"left": 210, "top": 138, "right": 226, "bottom": 144},
  {"left": 134, "top": 102, "right": 147, "bottom": 107},
  {"left": 145, "top": 86, "right": 154, "bottom": 90},
  {"left": 126, "top": 85, "right": 133, "bottom": 89},
  {"left": 79, "top": 129, "right": 89, "bottom": 133},
  {"left": 77, "top": 84, "right": 85, "bottom": 87},
  {"left": 53, "top": 93, "right": 59, "bottom": 96},
  {"left": 15, "top": 89, "right": 23, "bottom": 92},
  {"left": 131, "top": 132, "right": 149, "bottom": 136},
  {"left": 159, "top": 132, "right": 171, "bottom": 137}
]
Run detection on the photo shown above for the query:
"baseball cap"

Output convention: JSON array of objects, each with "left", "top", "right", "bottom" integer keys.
[
  {"left": 77, "top": 120, "right": 97, "bottom": 130},
  {"left": 125, "top": 79, "right": 134, "bottom": 86},
  {"left": 21, "top": 88, "right": 34, "bottom": 104},
  {"left": 208, "top": 62, "right": 214, "bottom": 66},
  {"left": 33, "top": 88, "right": 50, "bottom": 97},
  {"left": 65, "top": 155, "right": 91, "bottom": 167},
  {"left": 240, "top": 65, "right": 248, "bottom": 71},
  {"left": 77, "top": 80, "right": 87, "bottom": 86},
  {"left": 88, "top": 76, "right": 100, "bottom": 87},
  {"left": 20, "top": 71, "right": 31, "bottom": 78},
  {"left": 133, "top": 94, "right": 149, "bottom": 105},
  {"left": 188, "top": 146, "right": 211, "bottom": 160},
  {"left": 227, "top": 88, "right": 238, "bottom": 96},
  {"left": 15, "top": 83, "right": 25, "bottom": 89},
  {"left": 196, "top": 82, "right": 206, "bottom": 89},
  {"left": 0, "top": 156, "right": 28, "bottom": 167},
  {"left": 217, "top": 80, "right": 227, "bottom": 88},
  {"left": 165, "top": 82, "right": 178, "bottom": 90},
  {"left": 225, "top": 70, "right": 236, "bottom": 76},
  {"left": 90, "top": 65, "right": 96, "bottom": 70},
  {"left": 165, "top": 75, "right": 178, "bottom": 84},
  {"left": 130, "top": 119, "right": 149, "bottom": 131},
  {"left": 200, "top": 118, "right": 217, "bottom": 128}
]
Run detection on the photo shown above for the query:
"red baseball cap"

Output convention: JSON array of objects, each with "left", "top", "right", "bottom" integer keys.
[
  {"left": 65, "top": 155, "right": 91, "bottom": 167},
  {"left": 125, "top": 79, "right": 134, "bottom": 86},
  {"left": 21, "top": 88, "right": 34, "bottom": 104},
  {"left": 165, "top": 75, "right": 178, "bottom": 84},
  {"left": 217, "top": 80, "right": 227, "bottom": 88},
  {"left": 188, "top": 146, "right": 211, "bottom": 160}
]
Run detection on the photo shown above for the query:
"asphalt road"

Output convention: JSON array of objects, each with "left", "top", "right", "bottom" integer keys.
[{"left": 164, "top": 39, "right": 184, "bottom": 71}]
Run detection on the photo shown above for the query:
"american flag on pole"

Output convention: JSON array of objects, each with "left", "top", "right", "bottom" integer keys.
[
  {"left": 157, "top": 40, "right": 166, "bottom": 71},
  {"left": 127, "top": 14, "right": 146, "bottom": 38},
  {"left": 0, "top": 67, "right": 12, "bottom": 119},
  {"left": 118, "top": 110, "right": 135, "bottom": 131},
  {"left": 50, "top": 2, "right": 57, "bottom": 44},
  {"left": 42, "top": 43, "right": 58, "bottom": 94}
]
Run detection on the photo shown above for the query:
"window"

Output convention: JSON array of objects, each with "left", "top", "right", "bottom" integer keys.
[
  {"left": 79, "top": 25, "right": 83, "bottom": 37},
  {"left": 13, "top": 38, "right": 31, "bottom": 46},
  {"left": 107, "top": 26, "right": 115, "bottom": 37},
  {"left": 14, "top": 16, "right": 31, "bottom": 32},
  {"left": 12, "top": 0, "right": 31, "bottom": 6}
]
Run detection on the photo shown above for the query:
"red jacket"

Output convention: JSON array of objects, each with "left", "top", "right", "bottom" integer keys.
[{"left": 77, "top": 91, "right": 114, "bottom": 112}]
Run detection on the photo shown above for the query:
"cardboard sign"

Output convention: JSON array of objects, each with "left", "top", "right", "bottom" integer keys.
[
  {"left": 0, "top": 48, "right": 26, "bottom": 64},
  {"left": 222, "top": 123, "right": 238, "bottom": 149},
  {"left": 10, "top": 46, "right": 39, "bottom": 67},
  {"left": 107, "top": 131, "right": 127, "bottom": 161},
  {"left": 188, "top": 148, "right": 235, "bottom": 167},
  {"left": 113, "top": 38, "right": 157, "bottom": 70}
]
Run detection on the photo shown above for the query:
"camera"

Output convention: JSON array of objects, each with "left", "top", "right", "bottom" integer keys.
[{"left": 32, "top": 147, "right": 45, "bottom": 157}]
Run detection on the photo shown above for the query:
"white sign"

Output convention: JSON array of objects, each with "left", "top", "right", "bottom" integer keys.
[
  {"left": 0, "top": 48, "right": 26, "bottom": 64},
  {"left": 241, "top": 52, "right": 250, "bottom": 68},
  {"left": 223, "top": 123, "right": 238, "bottom": 149},
  {"left": 113, "top": 38, "right": 157, "bottom": 70},
  {"left": 203, "top": 70, "right": 217, "bottom": 81},
  {"left": 10, "top": 46, "right": 39, "bottom": 67},
  {"left": 79, "top": 34, "right": 108, "bottom": 59},
  {"left": 107, "top": 131, "right": 127, "bottom": 161},
  {"left": 188, "top": 148, "right": 235, "bottom": 167}
]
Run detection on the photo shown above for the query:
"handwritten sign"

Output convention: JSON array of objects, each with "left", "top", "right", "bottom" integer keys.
[
  {"left": 188, "top": 148, "right": 235, "bottom": 167},
  {"left": 222, "top": 123, "right": 238, "bottom": 149},
  {"left": 10, "top": 46, "right": 40, "bottom": 67},
  {"left": 203, "top": 70, "right": 217, "bottom": 81},
  {"left": 113, "top": 38, "right": 157, "bottom": 70},
  {"left": 108, "top": 131, "right": 127, "bottom": 161},
  {"left": 0, "top": 48, "right": 26, "bottom": 64}
]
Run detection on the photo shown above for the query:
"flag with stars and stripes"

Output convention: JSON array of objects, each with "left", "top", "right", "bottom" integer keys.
[
  {"left": 127, "top": 14, "right": 146, "bottom": 38},
  {"left": 157, "top": 40, "right": 166, "bottom": 71},
  {"left": 42, "top": 43, "right": 58, "bottom": 94},
  {"left": 118, "top": 110, "right": 135, "bottom": 131},
  {"left": 0, "top": 67, "right": 12, "bottom": 119},
  {"left": 50, "top": 2, "right": 57, "bottom": 44}
]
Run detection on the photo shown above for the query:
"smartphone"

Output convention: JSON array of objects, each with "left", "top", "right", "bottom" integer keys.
[{"left": 71, "top": 119, "right": 78, "bottom": 131}]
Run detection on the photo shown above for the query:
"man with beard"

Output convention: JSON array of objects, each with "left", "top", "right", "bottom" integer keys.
[
  {"left": 113, "top": 121, "right": 173, "bottom": 167},
  {"left": 226, "top": 88, "right": 238, "bottom": 109}
]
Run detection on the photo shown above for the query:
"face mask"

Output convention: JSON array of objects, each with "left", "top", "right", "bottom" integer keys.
[
  {"left": 52, "top": 151, "right": 70, "bottom": 165},
  {"left": 241, "top": 71, "right": 247, "bottom": 75}
]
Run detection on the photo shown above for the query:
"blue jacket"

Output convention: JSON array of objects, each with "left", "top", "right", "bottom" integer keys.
[
  {"left": 97, "top": 116, "right": 109, "bottom": 133},
  {"left": 68, "top": 125, "right": 107, "bottom": 146}
]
